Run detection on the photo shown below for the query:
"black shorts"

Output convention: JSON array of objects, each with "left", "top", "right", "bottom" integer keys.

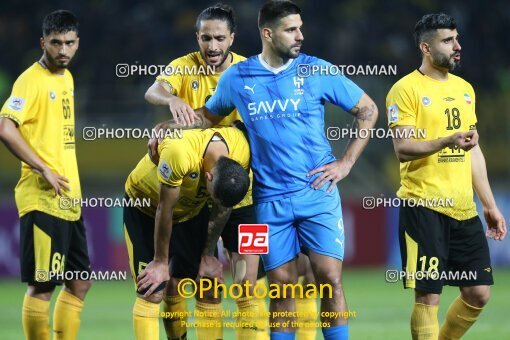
[
  {"left": 20, "top": 211, "right": 91, "bottom": 284},
  {"left": 123, "top": 204, "right": 211, "bottom": 294},
  {"left": 221, "top": 204, "right": 256, "bottom": 252},
  {"left": 399, "top": 206, "right": 493, "bottom": 294}
]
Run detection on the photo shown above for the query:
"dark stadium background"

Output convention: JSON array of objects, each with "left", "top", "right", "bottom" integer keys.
[{"left": 1, "top": 1, "right": 509, "bottom": 339}]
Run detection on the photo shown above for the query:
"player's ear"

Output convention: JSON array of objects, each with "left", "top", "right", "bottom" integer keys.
[
  {"left": 196, "top": 31, "right": 200, "bottom": 43},
  {"left": 75, "top": 37, "right": 80, "bottom": 50},
  {"left": 205, "top": 171, "right": 213, "bottom": 182},
  {"left": 261, "top": 27, "right": 272, "bottom": 42},
  {"left": 229, "top": 32, "right": 235, "bottom": 46},
  {"left": 419, "top": 41, "right": 430, "bottom": 56},
  {"left": 40, "top": 37, "right": 45, "bottom": 50}
]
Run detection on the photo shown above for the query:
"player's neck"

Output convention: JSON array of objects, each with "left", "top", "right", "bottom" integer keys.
[
  {"left": 203, "top": 138, "right": 228, "bottom": 174},
  {"left": 419, "top": 62, "right": 449, "bottom": 81},
  {"left": 39, "top": 56, "right": 65, "bottom": 75},
  {"left": 261, "top": 49, "right": 290, "bottom": 69}
]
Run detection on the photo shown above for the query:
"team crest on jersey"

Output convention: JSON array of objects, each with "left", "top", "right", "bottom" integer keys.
[
  {"left": 191, "top": 80, "right": 199, "bottom": 91},
  {"left": 421, "top": 96, "right": 431, "bottom": 106},
  {"left": 464, "top": 93, "right": 472, "bottom": 104},
  {"left": 159, "top": 160, "right": 172, "bottom": 181},
  {"left": 293, "top": 76, "right": 304, "bottom": 95},
  {"left": 50, "top": 91, "right": 56, "bottom": 100},
  {"left": 388, "top": 104, "right": 398, "bottom": 124},
  {"left": 7, "top": 96, "right": 25, "bottom": 112}
]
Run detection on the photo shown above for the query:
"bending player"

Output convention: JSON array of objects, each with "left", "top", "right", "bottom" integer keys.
[
  {"left": 386, "top": 13, "right": 506, "bottom": 339},
  {"left": 0, "top": 11, "right": 91, "bottom": 340},
  {"left": 124, "top": 127, "right": 250, "bottom": 340},
  {"left": 144, "top": 4, "right": 270, "bottom": 339},
  {"left": 150, "top": 2, "right": 378, "bottom": 339}
]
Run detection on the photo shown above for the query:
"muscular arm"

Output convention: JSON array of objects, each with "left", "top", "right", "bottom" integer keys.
[
  {"left": 0, "top": 117, "right": 69, "bottom": 195},
  {"left": 309, "top": 93, "right": 379, "bottom": 191},
  {"left": 137, "top": 183, "right": 180, "bottom": 297},
  {"left": 144, "top": 81, "right": 177, "bottom": 106},
  {"left": 471, "top": 144, "right": 506, "bottom": 240},
  {"left": 202, "top": 203, "right": 232, "bottom": 256},
  {"left": 391, "top": 126, "right": 478, "bottom": 163}
]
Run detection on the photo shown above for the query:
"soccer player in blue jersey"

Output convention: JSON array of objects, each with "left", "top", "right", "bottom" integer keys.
[{"left": 151, "top": 1, "right": 378, "bottom": 339}]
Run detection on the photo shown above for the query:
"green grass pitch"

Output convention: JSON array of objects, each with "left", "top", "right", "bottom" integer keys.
[{"left": 1, "top": 268, "right": 509, "bottom": 339}]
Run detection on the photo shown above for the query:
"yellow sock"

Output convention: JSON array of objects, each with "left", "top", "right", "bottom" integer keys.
[
  {"left": 53, "top": 290, "right": 84, "bottom": 340},
  {"left": 162, "top": 295, "right": 188, "bottom": 340},
  {"left": 411, "top": 303, "right": 439, "bottom": 340},
  {"left": 195, "top": 301, "right": 222, "bottom": 340},
  {"left": 235, "top": 296, "right": 260, "bottom": 339},
  {"left": 439, "top": 297, "right": 483, "bottom": 340},
  {"left": 254, "top": 280, "right": 270, "bottom": 340},
  {"left": 133, "top": 297, "right": 160, "bottom": 340},
  {"left": 22, "top": 294, "right": 50, "bottom": 340},
  {"left": 295, "top": 297, "right": 318, "bottom": 340}
]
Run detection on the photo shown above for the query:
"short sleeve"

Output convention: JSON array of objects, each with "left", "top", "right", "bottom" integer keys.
[
  {"left": 386, "top": 81, "right": 417, "bottom": 128},
  {"left": 156, "top": 59, "right": 183, "bottom": 95},
  {"left": 157, "top": 142, "right": 192, "bottom": 187},
  {"left": 205, "top": 66, "right": 235, "bottom": 116},
  {"left": 317, "top": 59, "right": 364, "bottom": 111},
  {"left": 0, "top": 73, "right": 38, "bottom": 126}
]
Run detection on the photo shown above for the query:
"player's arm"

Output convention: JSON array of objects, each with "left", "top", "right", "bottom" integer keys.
[
  {"left": 145, "top": 80, "right": 200, "bottom": 126},
  {"left": 471, "top": 144, "right": 507, "bottom": 241},
  {"left": 308, "top": 93, "right": 379, "bottom": 192},
  {"left": 391, "top": 126, "right": 478, "bottom": 162},
  {"left": 137, "top": 183, "right": 180, "bottom": 297},
  {"left": 0, "top": 117, "right": 70, "bottom": 196},
  {"left": 198, "top": 202, "right": 232, "bottom": 282}
]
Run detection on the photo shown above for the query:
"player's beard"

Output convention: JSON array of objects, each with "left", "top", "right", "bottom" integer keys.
[
  {"left": 432, "top": 51, "right": 460, "bottom": 71},
  {"left": 275, "top": 43, "right": 301, "bottom": 59},
  {"left": 202, "top": 48, "right": 231, "bottom": 69},
  {"left": 45, "top": 52, "right": 70, "bottom": 69}
]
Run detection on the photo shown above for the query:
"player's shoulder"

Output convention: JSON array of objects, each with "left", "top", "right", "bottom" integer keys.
[
  {"left": 449, "top": 73, "right": 474, "bottom": 92},
  {"left": 388, "top": 70, "right": 422, "bottom": 94},
  {"left": 230, "top": 52, "right": 246, "bottom": 64},
  {"left": 170, "top": 52, "right": 201, "bottom": 67},
  {"left": 298, "top": 53, "right": 328, "bottom": 66},
  {"left": 15, "top": 62, "right": 46, "bottom": 84}
]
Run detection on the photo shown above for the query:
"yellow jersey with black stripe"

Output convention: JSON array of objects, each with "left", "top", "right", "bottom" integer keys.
[
  {"left": 386, "top": 70, "right": 477, "bottom": 220},
  {"left": 125, "top": 127, "right": 250, "bottom": 223},
  {"left": 155, "top": 51, "right": 253, "bottom": 209},
  {"left": 0, "top": 62, "right": 81, "bottom": 220}
]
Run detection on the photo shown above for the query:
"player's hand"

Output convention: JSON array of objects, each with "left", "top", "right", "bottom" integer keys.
[
  {"left": 147, "top": 121, "right": 170, "bottom": 165},
  {"left": 197, "top": 255, "right": 224, "bottom": 283},
  {"left": 449, "top": 131, "right": 478, "bottom": 151},
  {"left": 484, "top": 207, "right": 507, "bottom": 241},
  {"left": 168, "top": 96, "right": 200, "bottom": 126},
  {"left": 136, "top": 260, "right": 170, "bottom": 297},
  {"left": 307, "top": 159, "right": 352, "bottom": 192},
  {"left": 34, "top": 167, "right": 70, "bottom": 197}
]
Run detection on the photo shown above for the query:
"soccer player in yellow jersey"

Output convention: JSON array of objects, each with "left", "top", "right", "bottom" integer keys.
[
  {"left": 124, "top": 127, "right": 250, "bottom": 340},
  {"left": 143, "top": 4, "right": 272, "bottom": 340},
  {"left": 386, "top": 13, "right": 507, "bottom": 340},
  {"left": 0, "top": 10, "right": 91, "bottom": 340}
]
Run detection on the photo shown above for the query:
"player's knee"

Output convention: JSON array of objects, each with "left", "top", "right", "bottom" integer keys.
[
  {"left": 415, "top": 291, "right": 440, "bottom": 305},
  {"left": 462, "top": 286, "right": 490, "bottom": 308},
  {"left": 65, "top": 280, "right": 92, "bottom": 300},
  {"left": 27, "top": 282, "right": 57, "bottom": 300},
  {"left": 139, "top": 290, "right": 164, "bottom": 304}
]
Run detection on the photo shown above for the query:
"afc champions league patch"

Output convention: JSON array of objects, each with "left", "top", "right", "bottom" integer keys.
[
  {"left": 388, "top": 104, "right": 398, "bottom": 124},
  {"left": 7, "top": 96, "right": 25, "bottom": 111},
  {"left": 158, "top": 160, "right": 172, "bottom": 181}
]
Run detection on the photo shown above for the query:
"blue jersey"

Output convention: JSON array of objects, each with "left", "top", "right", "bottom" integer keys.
[{"left": 205, "top": 53, "right": 363, "bottom": 202}]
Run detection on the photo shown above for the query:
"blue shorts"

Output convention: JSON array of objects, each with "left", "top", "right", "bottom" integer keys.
[{"left": 256, "top": 185, "right": 345, "bottom": 271}]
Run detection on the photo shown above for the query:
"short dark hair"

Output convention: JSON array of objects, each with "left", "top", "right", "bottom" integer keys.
[
  {"left": 212, "top": 156, "right": 250, "bottom": 208},
  {"left": 42, "top": 10, "right": 79, "bottom": 36},
  {"left": 258, "top": 0, "right": 301, "bottom": 29},
  {"left": 195, "top": 3, "right": 236, "bottom": 33},
  {"left": 414, "top": 13, "right": 456, "bottom": 48}
]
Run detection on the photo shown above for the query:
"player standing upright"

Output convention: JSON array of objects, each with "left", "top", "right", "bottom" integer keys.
[
  {"left": 386, "top": 13, "right": 507, "bottom": 340},
  {"left": 160, "top": 1, "right": 379, "bottom": 339},
  {"left": 144, "top": 4, "right": 269, "bottom": 339},
  {"left": 0, "top": 10, "right": 91, "bottom": 340}
]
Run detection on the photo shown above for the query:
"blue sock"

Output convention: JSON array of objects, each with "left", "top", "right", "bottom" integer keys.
[
  {"left": 323, "top": 324, "right": 348, "bottom": 340},
  {"left": 270, "top": 331, "right": 295, "bottom": 340}
]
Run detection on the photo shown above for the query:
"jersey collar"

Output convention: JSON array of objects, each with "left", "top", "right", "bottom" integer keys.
[{"left": 257, "top": 54, "right": 294, "bottom": 74}]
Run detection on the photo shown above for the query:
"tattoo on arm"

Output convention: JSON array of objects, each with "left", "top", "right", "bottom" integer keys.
[
  {"left": 202, "top": 204, "right": 231, "bottom": 256},
  {"left": 351, "top": 103, "right": 376, "bottom": 121}
]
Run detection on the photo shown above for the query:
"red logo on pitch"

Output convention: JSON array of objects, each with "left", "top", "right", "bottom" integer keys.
[{"left": 238, "top": 224, "right": 269, "bottom": 254}]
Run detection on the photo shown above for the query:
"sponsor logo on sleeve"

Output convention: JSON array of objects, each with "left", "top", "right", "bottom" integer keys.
[{"left": 7, "top": 96, "right": 25, "bottom": 112}]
